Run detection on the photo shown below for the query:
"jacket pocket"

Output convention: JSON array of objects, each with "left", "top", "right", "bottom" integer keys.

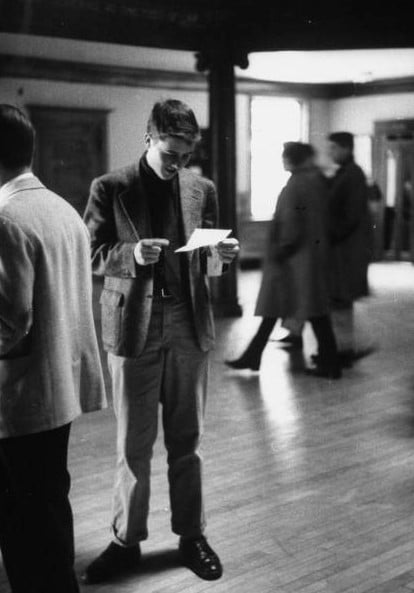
[{"left": 99, "top": 289, "right": 124, "bottom": 350}]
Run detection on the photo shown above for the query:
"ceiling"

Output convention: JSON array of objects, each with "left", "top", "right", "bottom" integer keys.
[
  {"left": 1, "top": 33, "right": 414, "bottom": 88},
  {"left": 0, "top": 0, "right": 413, "bottom": 56},
  {"left": 1, "top": 1, "right": 413, "bottom": 88},
  {"left": 240, "top": 49, "right": 414, "bottom": 84}
]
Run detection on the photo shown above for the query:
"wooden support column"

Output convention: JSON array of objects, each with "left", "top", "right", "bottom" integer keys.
[{"left": 196, "top": 49, "right": 248, "bottom": 317}]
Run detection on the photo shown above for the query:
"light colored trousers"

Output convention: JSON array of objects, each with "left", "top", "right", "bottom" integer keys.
[{"left": 108, "top": 299, "right": 209, "bottom": 546}]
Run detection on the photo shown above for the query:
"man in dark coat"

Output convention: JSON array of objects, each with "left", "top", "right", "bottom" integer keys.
[
  {"left": 327, "top": 132, "right": 371, "bottom": 365},
  {"left": 82, "top": 99, "right": 239, "bottom": 584},
  {"left": 226, "top": 142, "right": 341, "bottom": 379}
]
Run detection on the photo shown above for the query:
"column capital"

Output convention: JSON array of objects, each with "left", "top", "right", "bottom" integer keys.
[{"left": 194, "top": 48, "right": 249, "bottom": 73}]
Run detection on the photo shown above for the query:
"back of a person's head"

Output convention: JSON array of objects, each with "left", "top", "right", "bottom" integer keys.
[
  {"left": 282, "top": 141, "right": 314, "bottom": 167},
  {"left": 328, "top": 132, "right": 354, "bottom": 151},
  {"left": 0, "top": 104, "right": 35, "bottom": 170},
  {"left": 146, "top": 99, "right": 201, "bottom": 143}
]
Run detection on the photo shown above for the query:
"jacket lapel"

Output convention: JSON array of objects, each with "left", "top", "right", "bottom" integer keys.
[
  {"left": 117, "top": 167, "right": 203, "bottom": 246},
  {"left": 179, "top": 171, "right": 203, "bottom": 242},
  {"left": 118, "top": 164, "right": 151, "bottom": 241}
]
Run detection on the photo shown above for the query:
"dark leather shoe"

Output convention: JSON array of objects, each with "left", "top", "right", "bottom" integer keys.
[
  {"left": 305, "top": 365, "right": 342, "bottom": 380},
  {"left": 179, "top": 536, "right": 223, "bottom": 580},
  {"left": 311, "top": 347, "right": 375, "bottom": 369},
  {"left": 81, "top": 542, "right": 141, "bottom": 584},
  {"left": 276, "top": 334, "right": 303, "bottom": 349},
  {"left": 311, "top": 351, "right": 352, "bottom": 368},
  {"left": 225, "top": 355, "right": 260, "bottom": 371}
]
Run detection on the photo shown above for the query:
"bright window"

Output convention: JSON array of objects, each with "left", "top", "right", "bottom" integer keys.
[{"left": 250, "top": 97, "right": 302, "bottom": 220}]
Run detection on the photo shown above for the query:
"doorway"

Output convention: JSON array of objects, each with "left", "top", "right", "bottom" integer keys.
[
  {"left": 373, "top": 120, "right": 414, "bottom": 262},
  {"left": 28, "top": 105, "right": 108, "bottom": 216}
]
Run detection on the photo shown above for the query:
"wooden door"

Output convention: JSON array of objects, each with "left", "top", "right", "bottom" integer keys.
[
  {"left": 373, "top": 120, "right": 414, "bottom": 262},
  {"left": 28, "top": 106, "right": 108, "bottom": 216}
]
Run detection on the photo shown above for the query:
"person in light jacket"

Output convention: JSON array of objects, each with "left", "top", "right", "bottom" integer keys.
[
  {"left": 0, "top": 104, "right": 107, "bottom": 593},
  {"left": 226, "top": 142, "right": 341, "bottom": 379}
]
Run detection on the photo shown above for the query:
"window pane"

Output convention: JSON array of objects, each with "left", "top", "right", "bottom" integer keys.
[
  {"left": 354, "top": 135, "right": 372, "bottom": 180},
  {"left": 386, "top": 150, "right": 397, "bottom": 207},
  {"left": 251, "top": 97, "right": 302, "bottom": 220}
]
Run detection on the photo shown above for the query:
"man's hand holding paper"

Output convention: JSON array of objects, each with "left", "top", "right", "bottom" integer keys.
[{"left": 216, "top": 238, "right": 240, "bottom": 264}]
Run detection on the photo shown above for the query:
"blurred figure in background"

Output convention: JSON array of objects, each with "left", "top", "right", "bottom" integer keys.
[
  {"left": 226, "top": 142, "right": 341, "bottom": 379},
  {"left": 326, "top": 132, "right": 372, "bottom": 367}
]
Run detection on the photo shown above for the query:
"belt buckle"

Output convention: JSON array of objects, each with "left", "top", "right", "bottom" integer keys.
[{"left": 161, "top": 288, "right": 172, "bottom": 299}]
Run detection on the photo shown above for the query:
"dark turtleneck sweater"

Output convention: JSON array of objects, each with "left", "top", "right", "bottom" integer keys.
[{"left": 139, "top": 154, "right": 190, "bottom": 301}]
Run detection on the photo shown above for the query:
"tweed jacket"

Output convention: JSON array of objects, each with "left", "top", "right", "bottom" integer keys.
[
  {"left": 0, "top": 176, "right": 107, "bottom": 438},
  {"left": 83, "top": 161, "right": 218, "bottom": 356}
]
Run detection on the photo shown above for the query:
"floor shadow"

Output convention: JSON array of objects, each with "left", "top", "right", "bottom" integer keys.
[
  {"left": 135, "top": 548, "right": 181, "bottom": 574},
  {"left": 78, "top": 548, "right": 182, "bottom": 587}
]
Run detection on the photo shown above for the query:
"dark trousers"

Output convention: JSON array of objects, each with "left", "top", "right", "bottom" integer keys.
[
  {"left": 0, "top": 423, "right": 79, "bottom": 593},
  {"left": 309, "top": 315, "right": 339, "bottom": 368}
]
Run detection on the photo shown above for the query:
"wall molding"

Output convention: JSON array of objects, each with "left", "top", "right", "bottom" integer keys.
[
  {"left": 1, "top": 54, "right": 414, "bottom": 99},
  {"left": 0, "top": 54, "right": 208, "bottom": 91}
]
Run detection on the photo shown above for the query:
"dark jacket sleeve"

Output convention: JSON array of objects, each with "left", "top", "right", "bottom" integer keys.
[
  {"left": 202, "top": 179, "right": 218, "bottom": 230},
  {"left": 329, "top": 165, "right": 367, "bottom": 245},
  {"left": 200, "top": 179, "right": 232, "bottom": 274},
  {"left": 83, "top": 178, "right": 139, "bottom": 278}
]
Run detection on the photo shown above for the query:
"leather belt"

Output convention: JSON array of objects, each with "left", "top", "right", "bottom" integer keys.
[{"left": 153, "top": 288, "right": 174, "bottom": 299}]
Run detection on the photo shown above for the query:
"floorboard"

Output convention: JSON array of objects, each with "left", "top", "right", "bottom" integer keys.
[{"left": 1, "top": 262, "right": 414, "bottom": 592}]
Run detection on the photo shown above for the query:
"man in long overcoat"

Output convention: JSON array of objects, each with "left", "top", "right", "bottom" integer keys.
[
  {"left": 227, "top": 142, "right": 340, "bottom": 378},
  {"left": 0, "top": 104, "right": 107, "bottom": 593},
  {"left": 327, "top": 132, "right": 371, "bottom": 363}
]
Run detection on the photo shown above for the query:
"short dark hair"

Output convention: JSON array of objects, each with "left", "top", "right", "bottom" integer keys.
[
  {"left": 146, "top": 99, "right": 201, "bottom": 142},
  {"left": 0, "top": 104, "right": 35, "bottom": 170},
  {"left": 328, "top": 132, "right": 354, "bottom": 150},
  {"left": 282, "top": 142, "right": 314, "bottom": 167}
]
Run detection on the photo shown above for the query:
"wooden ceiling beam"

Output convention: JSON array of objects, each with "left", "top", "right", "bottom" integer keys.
[{"left": 0, "top": 0, "right": 412, "bottom": 52}]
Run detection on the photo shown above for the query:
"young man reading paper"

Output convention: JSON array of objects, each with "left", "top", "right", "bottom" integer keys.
[{"left": 82, "top": 99, "right": 239, "bottom": 584}]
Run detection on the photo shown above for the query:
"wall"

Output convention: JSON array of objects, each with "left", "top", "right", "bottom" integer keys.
[
  {"left": 329, "top": 94, "right": 414, "bottom": 135},
  {"left": 308, "top": 98, "right": 331, "bottom": 159},
  {"left": 0, "top": 33, "right": 195, "bottom": 71},
  {"left": 0, "top": 78, "right": 208, "bottom": 171}
]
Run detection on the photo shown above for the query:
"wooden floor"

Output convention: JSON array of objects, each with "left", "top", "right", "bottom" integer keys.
[{"left": 2, "top": 262, "right": 414, "bottom": 593}]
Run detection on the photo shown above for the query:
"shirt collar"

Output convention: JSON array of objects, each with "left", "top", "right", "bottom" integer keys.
[{"left": 0, "top": 172, "right": 35, "bottom": 207}]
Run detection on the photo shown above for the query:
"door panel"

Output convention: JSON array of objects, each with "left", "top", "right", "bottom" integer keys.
[
  {"left": 28, "top": 106, "right": 108, "bottom": 216},
  {"left": 373, "top": 120, "right": 414, "bottom": 262}
]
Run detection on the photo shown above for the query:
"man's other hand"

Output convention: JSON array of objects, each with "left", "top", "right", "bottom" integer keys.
[
  {"left": 216, "top": 238, "right": 240, "bottom": 264},
  {"left": 134, "top": 238, "right": 170, "bottom": 265}
]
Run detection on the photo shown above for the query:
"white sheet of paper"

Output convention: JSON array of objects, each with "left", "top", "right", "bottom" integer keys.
[{"left": 175, "top": 228, "right": 232, "bottom": 253}]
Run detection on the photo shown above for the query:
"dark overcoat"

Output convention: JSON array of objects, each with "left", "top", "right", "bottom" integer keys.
[
  {"left": 327, "top": 159, "right": 370, "bottom": 303},
  {"left": 255, "top": 166, "right": 330, "bottom": 320},
  {"left": 83, "top": 161, "right": 219, "bottom": 357}
]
